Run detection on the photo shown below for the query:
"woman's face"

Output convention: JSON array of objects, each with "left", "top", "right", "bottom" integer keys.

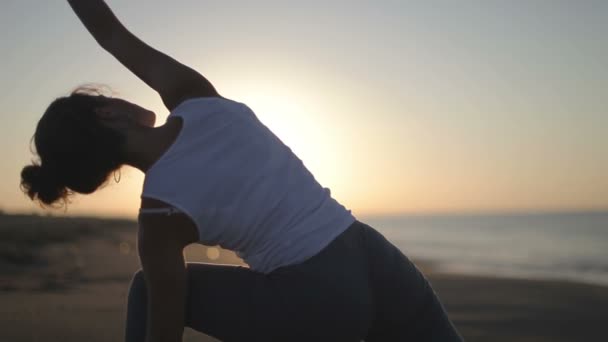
[{"left": 95, "top": 98, "right": 156, "bottom": 128}]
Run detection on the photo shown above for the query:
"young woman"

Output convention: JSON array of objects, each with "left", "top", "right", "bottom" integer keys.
[{"left": 20, "top": 1, "right": 462, "bottom": 341}]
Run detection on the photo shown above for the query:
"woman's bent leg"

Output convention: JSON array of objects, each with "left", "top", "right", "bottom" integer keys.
[{"left": 185, "top": 254, "right": 372, "bottom": 342}]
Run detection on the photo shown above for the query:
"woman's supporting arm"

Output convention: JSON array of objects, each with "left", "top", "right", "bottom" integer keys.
[
  {"left": 139, "top": 238, "right": 188, "bottom": 342},
  {"left": 137, "top": 198, "right": 199, "bottom": 342},
  {"left": 66, "top": 0, "right": 219, "bottom": 111}
]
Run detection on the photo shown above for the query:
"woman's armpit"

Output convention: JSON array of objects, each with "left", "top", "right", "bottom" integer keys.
[{"left": 138, "top": 197, "right": 199, "bottom": 246}]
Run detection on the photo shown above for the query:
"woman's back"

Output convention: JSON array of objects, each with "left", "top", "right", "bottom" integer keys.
[{"left": 142, "top": 97, "right": 357, "bottom": 273}]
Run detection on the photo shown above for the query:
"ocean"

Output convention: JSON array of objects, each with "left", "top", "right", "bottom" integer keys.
[{"left": 362, "top": 211, "right": 608, "bottom": 286}]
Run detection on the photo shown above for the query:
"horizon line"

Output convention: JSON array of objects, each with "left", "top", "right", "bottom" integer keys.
[{"left": 3, "top": 207, "right": 607, "bottom": 221}]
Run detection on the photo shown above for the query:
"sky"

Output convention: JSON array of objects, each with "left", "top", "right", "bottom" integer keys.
[{"left": 1, "top": 0, "right": 606, "bottom": 218}]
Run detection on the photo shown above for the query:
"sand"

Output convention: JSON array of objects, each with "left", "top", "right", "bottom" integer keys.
[{"left": 1, "top": 213, "right": 607, "bottom": 341}]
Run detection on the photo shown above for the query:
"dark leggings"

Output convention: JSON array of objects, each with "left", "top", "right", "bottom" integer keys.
[{"left": 125, "top": 220, "right": 462, "bottom": 341}]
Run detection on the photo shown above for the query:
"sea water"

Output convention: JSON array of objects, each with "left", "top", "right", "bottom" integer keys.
[{"left": 362, "top": 211, "right": 608, "bottom": 286}]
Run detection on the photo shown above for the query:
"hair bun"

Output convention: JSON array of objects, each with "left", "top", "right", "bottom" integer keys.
[{"left": 20, "top": 164, "right": 68, "bottom": 206}]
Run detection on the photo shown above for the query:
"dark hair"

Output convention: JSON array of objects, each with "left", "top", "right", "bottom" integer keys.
[{"left": 20, "top": 85, "right": 126, "bottom": 208}]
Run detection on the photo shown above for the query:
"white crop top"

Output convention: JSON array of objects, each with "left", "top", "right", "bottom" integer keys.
[{"left": 141, "top": 97, "right": 356, "bottom": 274}]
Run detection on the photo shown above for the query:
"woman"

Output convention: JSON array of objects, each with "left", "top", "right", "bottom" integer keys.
[{"left": 20, "top": 1, "right": 462, "bottom": 341}]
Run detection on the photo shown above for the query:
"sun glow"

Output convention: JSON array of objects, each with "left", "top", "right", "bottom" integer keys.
[{"left": 225, "top": 84, "right": 333, "bottom": 169}]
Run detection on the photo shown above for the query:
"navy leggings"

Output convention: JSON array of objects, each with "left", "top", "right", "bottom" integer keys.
[{"left": 125, "top": 220, "right": 462, "bottom": 341}]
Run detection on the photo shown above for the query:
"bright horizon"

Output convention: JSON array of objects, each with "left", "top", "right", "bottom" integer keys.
[{"left": 1, "top": 1, "right": 607, "bottom": 219}]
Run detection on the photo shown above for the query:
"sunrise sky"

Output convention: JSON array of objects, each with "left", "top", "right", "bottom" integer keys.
[{"left": 1, "top": 1, "right": 606, "bottom": 218}]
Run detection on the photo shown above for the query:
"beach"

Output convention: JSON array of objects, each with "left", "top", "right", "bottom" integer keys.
[{"left": 1, "top": 213, "right": 607, "bottom": 341}]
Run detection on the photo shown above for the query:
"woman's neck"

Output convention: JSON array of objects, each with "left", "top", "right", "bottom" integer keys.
[{"left": 124, "top": 117, "right": 182, "bottom": 173}]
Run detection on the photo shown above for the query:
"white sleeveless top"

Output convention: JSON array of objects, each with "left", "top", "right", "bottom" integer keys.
[{"left": 141, "top": 97, "right": 356, "bottom": 274}]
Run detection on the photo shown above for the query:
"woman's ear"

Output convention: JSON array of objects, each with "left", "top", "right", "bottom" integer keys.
[{"left": 94, "top": 107, "right": 131, "bottom": 132}]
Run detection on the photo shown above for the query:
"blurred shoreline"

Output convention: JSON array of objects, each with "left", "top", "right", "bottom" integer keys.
[
  {"left": 1, "top": 213, "right": 607, "bottom": 341},
  {"left": 364, "top": 211, "right": 608, "bottom": 287}
]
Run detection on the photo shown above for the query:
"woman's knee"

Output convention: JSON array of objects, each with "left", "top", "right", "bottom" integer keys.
[
  {"left": 126, "top": 269, "right": 148, "bottom": 318},
  {"left": 128, "top": 268, "right": 146, "bottom": 292}
]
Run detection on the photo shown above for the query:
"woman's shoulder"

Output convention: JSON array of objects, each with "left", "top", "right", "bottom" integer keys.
[{"left": 169, "top": 96, "right": 248, "bottom": 118}]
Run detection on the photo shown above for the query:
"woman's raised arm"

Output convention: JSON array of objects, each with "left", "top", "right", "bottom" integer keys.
[{"left": 67, "top": 0, "right": 219, "bottom": 111}]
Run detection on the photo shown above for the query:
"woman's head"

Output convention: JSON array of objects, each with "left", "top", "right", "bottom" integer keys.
[{"left": 20, "top": 85, "right": 156, "bottom": 207}]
